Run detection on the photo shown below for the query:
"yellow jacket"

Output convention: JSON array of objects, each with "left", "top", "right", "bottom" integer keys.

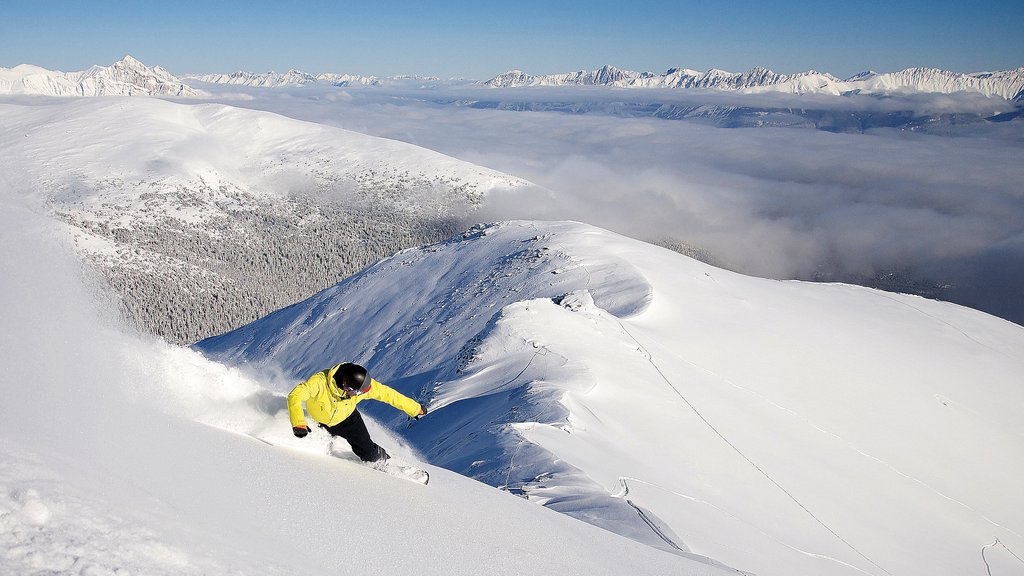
[{"left": 287, "top": 363, "right": 422, "bottom": 428}]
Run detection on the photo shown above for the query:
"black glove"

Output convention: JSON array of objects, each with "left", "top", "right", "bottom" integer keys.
[
  {"left": 413, "top": 405, "right": 428, "bottom": 420},
  {"left": 293, "top": 426, "right": 309, "bottom": 438}
]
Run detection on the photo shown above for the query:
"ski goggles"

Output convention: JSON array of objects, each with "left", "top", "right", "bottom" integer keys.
[{"left": 343, "top": 380, "right": 371, "bottom": 395}]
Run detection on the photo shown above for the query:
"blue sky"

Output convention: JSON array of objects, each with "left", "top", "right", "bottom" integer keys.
[{"left": 2, "top": 0, "right": 1022, "bottom": 78}]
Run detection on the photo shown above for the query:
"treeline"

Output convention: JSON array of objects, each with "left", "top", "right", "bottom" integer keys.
[{"left": 55, "top": 177, "right": 473, "bottom": 345}]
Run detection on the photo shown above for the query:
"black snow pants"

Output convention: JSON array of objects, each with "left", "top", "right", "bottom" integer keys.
[{"left": 320, "top": 409, "right": 388, "bottom": 462}]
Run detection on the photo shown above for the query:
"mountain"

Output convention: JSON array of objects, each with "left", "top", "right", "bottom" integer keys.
[
  {"left": 183, "top": 69, "right": 385, "bottom": 88},
  {"left": 185, "top": 70, "right": 438, "bottom": 88},
  {"left": 196, "top": 220, "right": 1024, "bottom": 576},
  {"left": 0, "top": 195, "right": 740, "bottom": 576},
  {"left": 0, "top": 96, "right": 533, "bottom": 344},
  {"left": 483, "top": 64, "right": 1024, "bottom": 100},
  {"left": 839, "top": 66, "right": 1024, "bottom": 99},
  {"left": 185, "top": 69, "right": 320, "bottom": 87},
  {"left": 9, "top": 57, "right": 1018, "bottom": 99},
  {"left": 315, "top": 72, "right": 383, "bottom": 86},
  {"left": 0, "top": 55, "right": 201, "bottom": 97}
]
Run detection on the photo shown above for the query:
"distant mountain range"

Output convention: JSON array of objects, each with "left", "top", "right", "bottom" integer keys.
[
  {"left": 183, "top": 69, "right": 386, "bottom": 88},
  {"left": 2, "top": 56, "right": 1021, "bottom": 101},
  {"left": 0, "top": 56, "right": 444, "bottom": 96},
  {"left": 0, "top": 55, "right": 201, "bottom": 97},
  {"left": 484, "top": 64, "right": 1024, "bottom": 100},
  {"left": 182, "top": 70, "right": 444, "bottom": 88}
]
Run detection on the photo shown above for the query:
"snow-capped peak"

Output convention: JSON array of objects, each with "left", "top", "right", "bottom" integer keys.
[
  {"left": 845, "top": 70, "right": 879, "bottom": 82},
  {"left": 0, "top": 55, "right": 202, "bottom": 97},
  {"left": 115, "top": 54, "right": 145, "bottom": 68},
  {"left": 182, "top": 69, "right": 318, "bottom": 88},
  {"left": 184, "top": 69, "right": 392, "bottom": 88},
  {"left": 482, "top": 64, "right": 1024, "bottom": 99},
  {"left": 482, "top": 69, "right": 537, "bottom": 87}
]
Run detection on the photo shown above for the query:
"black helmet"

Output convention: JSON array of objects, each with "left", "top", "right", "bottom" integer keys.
[{"left": 335, "top": 363, "right": 370, "bottom": 394}]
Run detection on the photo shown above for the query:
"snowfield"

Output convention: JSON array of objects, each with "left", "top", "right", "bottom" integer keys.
[
  {"left": 2, "top": 62, "right": 1023, "bottom": 575},
  {"left": 197, "top": 220, "right": 1024, "bottom": 576},
  {"left": 3, "top": 181, "right": 1023, "bottom": 574},
  {"left": 0, "top": 202, "right": 735, "bottom": 576}
]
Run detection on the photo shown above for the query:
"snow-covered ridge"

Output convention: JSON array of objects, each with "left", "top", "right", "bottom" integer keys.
[
  {"left": 185, "top": 70, "right": 383, "bottom": 87},
  {"left": 186, "top": 69, "right": 320, "bottom": 87},
  {"left": 184, "top": 70, "right": 443, "bottom": 88},
  {"left": 197, "top": 220, "right": 1024, "bottom": 576},
  {"left": 0, "top": 205, "right": 736, "bottom": 576},
  {"left": 484, "top": 64, "right": 1024, "bottom": 99},
  {"left": 9, "top": 56, "right": 1019, "bottom": 99},
  {"left": 0, "top": 55, "right": 201, "bottom": 97}
]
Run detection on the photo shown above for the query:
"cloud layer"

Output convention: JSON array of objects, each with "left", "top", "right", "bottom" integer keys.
[{"left": 199, "top": 84, "right": 1024, "bottom": 324}]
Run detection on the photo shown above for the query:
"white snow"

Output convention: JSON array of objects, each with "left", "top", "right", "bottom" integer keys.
[
  {"left": 0, "top": 191, "right": 734, "bottom": 575},
  {"left": 2, "top": 65, "right": 1023, "bottom": 576},
  {"left": 0, "top": 96, "right": 529, "bottom": 214},
  {"left": 196, "top": 220, "right": 1024, "bottom": 576}
]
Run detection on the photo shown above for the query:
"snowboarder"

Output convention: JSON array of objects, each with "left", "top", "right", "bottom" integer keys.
[{"left": 287, "top": 362, "right": 426, "bottom": 465}]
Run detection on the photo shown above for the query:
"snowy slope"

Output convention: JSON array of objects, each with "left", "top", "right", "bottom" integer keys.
[
  {"left": 844, "top": 66, "right": 1024, "bottom": 99},
  {"left": 0, "top": 55, "right": 201, "bottom": 97},
  {"left": 484, "top": 64, "right": 1024, "bottom": 99},
  {"left": 0, "top": 197, "right": 735, "bottom": 576},
  {"left": 1, "top": 96, "right": 524, "bottom": 201},
  {"left": 196, "top": 220, "right": 1024, "bottom": 576},
  {"left": 0, "top": 96, "right": 532, "bottom": 343}
]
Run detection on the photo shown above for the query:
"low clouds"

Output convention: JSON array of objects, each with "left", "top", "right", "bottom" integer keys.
[{"left": 202, "top": 84, "right": 1024, "bottom": 324}]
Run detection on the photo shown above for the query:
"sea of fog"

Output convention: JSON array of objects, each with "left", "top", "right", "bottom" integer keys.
[{"left": 180, "top": 82, "right": 1024, "bottom": 326}]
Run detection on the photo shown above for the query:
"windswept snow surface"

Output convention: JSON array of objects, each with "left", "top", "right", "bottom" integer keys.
[
  {"left": 2, "top": 95, "right": 525, "bottom": 205},
  {"left": 0, "top": 192, "right": 732, "bottom": 574},
  {"left": 197, "top": 221, "right": 1024, "bottom": 576}
]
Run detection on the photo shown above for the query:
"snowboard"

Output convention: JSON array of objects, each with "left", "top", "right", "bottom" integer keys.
[
  {"left": 373, "top": 460, "right": 430, "bottom": 485},
  {"left": 328, "top": 441, "right": 430, "bottom": 485},
  {"left": 210, "top": 425, "right": 429, "bottom": 485}
]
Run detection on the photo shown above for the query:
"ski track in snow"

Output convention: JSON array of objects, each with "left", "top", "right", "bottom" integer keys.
[
  {"left": 981, "top": 538, "right": 1024, "bottom": 576},
  {"left": 530, "top": 232, "right": 1023, "bottom": 575},
  {"left": 608, "top": 287, "right": 1024, "bottom": 576},
  {"left": 862, "top": 288, "right": 1016, "bottom": 360},
  {"left": 579, "top": 260, "right": 894, "bottom": 576},
  {"left": 614, "top": 477, "right": 883, "bottom": 576},
  {"left": 627, "top": 315, "right": 1024, "bottom": 541}
]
